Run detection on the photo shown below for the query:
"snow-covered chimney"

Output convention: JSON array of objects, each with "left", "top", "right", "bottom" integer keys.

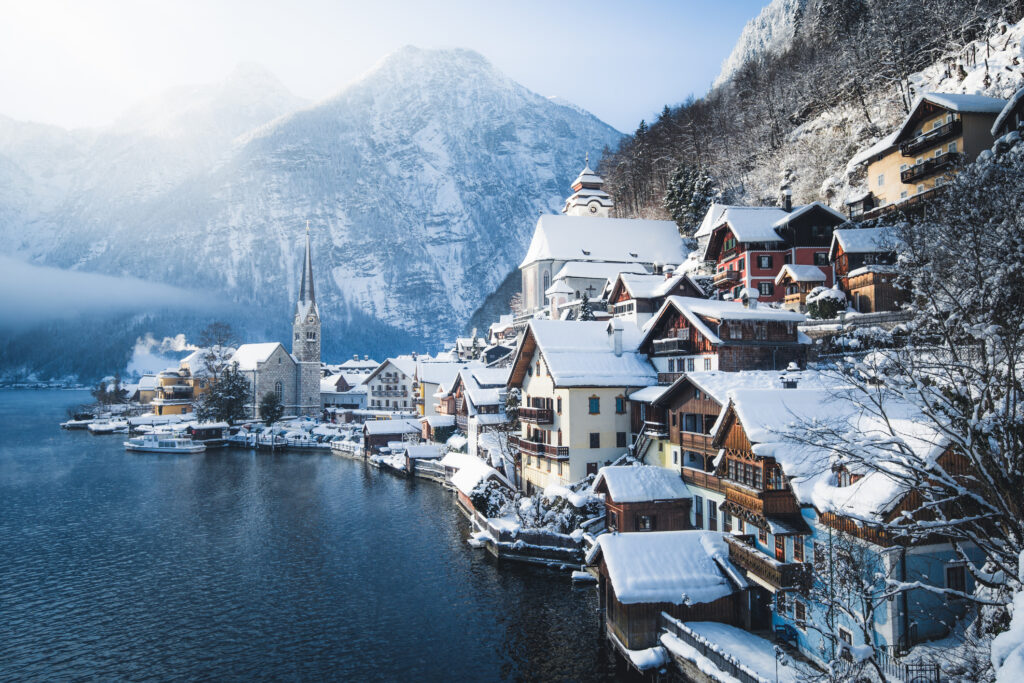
[
  {"left": 780, "top": 362, "right": 802, "bottom": 389},
  {"left": 653, "top": 261, "right": 663, "bottom": 275},
  {"left": 664, "top": 264, "right": 675, "bottom": 280},
  {"left": 782, "top": 187, "right": 793, "bottom": 212},
  {"left": 741, "top": 287, "right": 759, "bottom": 309},
  {"left": 353, "top": 354, "right": 359, "bottom": 361},
  {"left": 609, "top": 318, "right": 624, "bottom": 357}
]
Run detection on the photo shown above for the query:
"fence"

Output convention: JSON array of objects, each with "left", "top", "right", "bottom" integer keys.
[{"left": 660, "top": 614, "right": 768, "bottom": 683}]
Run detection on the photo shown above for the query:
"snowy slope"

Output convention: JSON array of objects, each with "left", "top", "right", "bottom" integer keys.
[
  {"left": 0, "top": 48, "right": 621, "bottom": 366},
  {"left": 712, "top": 0, "right": 807, "bottom": 89}
]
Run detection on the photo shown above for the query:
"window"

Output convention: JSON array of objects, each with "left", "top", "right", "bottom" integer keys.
[
  {"left": 306, "top": 330, "right": 316, "bottom": 341},
  {"left": 557, "top": 462, "right": 563, "bottom": 476},
  {"left": 724, "top": 237, "right": 736, "bottom": 251},
  {"left": 759, "top": 282, "right": 773, "bottom": 296},
  {"left": 608, "top": 511, "right": 618, "bottom": 530},
  {"left": 759, "top": 526, "right": 768, "bottom": 544},
  {"left": 794, "top": 600, "right": 807, "bottom": 630},
  {"left": 275, "top": 381, "right": 283, "bottom": 401},
  {"left": 758, "top": 255, "right": 772, "bottom": 269},
  {"left": 694, "top": 495, "right": 704, "bottom": 528},
  {"left": 838, "top": 628, "right": 854, "bottom": 662},
  {"left": 589, "top": 396, "right": 600, "bottom": 414},
  {"left": 668, "top": 359, "right": 675, "bottom": 372},
  {"left": 546, "top": 459, "right": 551, "bottom": 472},
  {"left": 729, "top": 324, "right": 742, "bottom": 340},
  {"left": 687, "top": 358, "right": 695, "bottom": 372},
  {"left": 616, "top": 432, "right": 627, "bottom": 448},
  {"left": 813, "top": 252, "right": 829, "bottom": 266},
  {"left": 738, "top": 258, "right": 745, "bottom": 272},
  {"left": 707, "top": 500, "right": 718, "bottom": 531},
  {"left": 775, "top": 535, "right": 786, "bottom": 561},
  {"left": 672, "top": 449, "right": 678, "bottom": 464},
  {"left": 589, "top": 432, "right": 600, "bottom": 448},
  {"left": 901, "top": 191, "right": 908, "bottom": 199},
  {"left": 723, "top": 512, "right": 732, "bottom": 532},
  {"left": 917, "top": 184, "right": 924, "bottom": 194},
  {"left": 949, "top": 141, "right": 958, "bottom": 153},
  {"left": 946, "top": 564, "right": 967, "bottom": 593},
  {"left": 671, "top": 413, "right": 677, "bottom": 427},
  {"left": 615, "top": 397, "right": 625, "bottom": 414},
  {"left": 635, "top": 514, "right": 657, "bottom": 531},
  {"left": 586, "top": 462, "right": 598, "bottom": 476},
  {"left": 793, "top": 537, "right": 804, "bottom": 562},
  {"left": 754, "top": 323, "right": 768, "bottom": 340},
  {"left": 813, "top": 543, "right": 826, "bottom": 568},
  {"left": 877, "top": 173, "right": 884, "bottom": 187},
  {"left": 900, "top": 163, "right": 908, "bottom": 172},
  {"left": 703, "top": 358, "right": 712, "bottom": 371}
]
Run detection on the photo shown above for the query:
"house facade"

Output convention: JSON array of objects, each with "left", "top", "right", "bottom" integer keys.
[
  {"left": 364, "top": 356, "right": 418, "bottom": 412},
  {"left": 606, "top": 270, "right": 706, "bottom": 327},
  {"left": 829, "top": 227, "right": 902, "bottom": 314}
]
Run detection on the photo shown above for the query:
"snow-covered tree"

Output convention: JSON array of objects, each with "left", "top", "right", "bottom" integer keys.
[
  {"left": 664, "top": 162, "right": 719, "bottom": 235},
  {"left": 578, "top": 293, "right": 596, "bottom": 321},
  {"left": 198, "top": 321, "right": 237, "bottom": 380},
  {"left": 259, "top": 390, "right": 284, "bottom": 426},
  {"left": 194, "top": 361, "right": 250, "bottom": 424}
]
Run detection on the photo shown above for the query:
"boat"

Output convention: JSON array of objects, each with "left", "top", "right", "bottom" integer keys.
[
  {"left": 88, "top": 419, "right": 129, "bottom": 434},
  {"left": 124, "top": 435, "right": 206, "bottom": 454},
  {"left": 186, "top": 422, "right": 230, "bottom": 449},
  {"left": 61, "top": 413, "right": 96, "bottom": 430}
]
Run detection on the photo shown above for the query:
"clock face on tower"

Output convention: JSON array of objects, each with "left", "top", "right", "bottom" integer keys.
[
  {"left": 307, "top": 316, "right": 316, "bottom": 323},
  {"left": 589, "top": 204, "right": 598, "bottom": 214}
]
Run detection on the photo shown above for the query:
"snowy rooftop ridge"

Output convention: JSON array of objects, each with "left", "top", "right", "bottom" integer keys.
[
  {"left": 830, "top": 226, "right": 899, "bottom": 257},
  {"left": 993, "top": 87, "right": 1024, "bottom": 136},
  {"left": 592, "top": 465, "right": 690, "bottom": 503},
  {"left": 527, "top": 319, "right": 656, "bottom": 388},
  {"left": 775, "top": 264, "right": 827, "bottom": 284},
  {"left": 231, "top": 342, "right": 284, "bottom": 371},
  {"left": 519, "top": 214, "right": 688, "bottom": 269}
]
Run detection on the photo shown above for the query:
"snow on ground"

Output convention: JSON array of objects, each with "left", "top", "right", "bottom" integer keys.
[{"left": 662, "top": 619, "right": 811, "bottom": 683}]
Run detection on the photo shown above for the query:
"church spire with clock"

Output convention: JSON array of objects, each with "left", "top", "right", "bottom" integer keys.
[
  {"left": 293, "top": 221, "right": 321, "bottom": 366},
  {"left": 562, "top": 153, "right": 613, "bottom": 217}
]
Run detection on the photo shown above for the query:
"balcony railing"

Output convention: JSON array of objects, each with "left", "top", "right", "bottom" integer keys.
[
  {"left": 657, "top": 372, "right": 683, "bottom": 385},
  {"left": 455, "top": 398, "right": 464, "bottom": 412},
  {"left": 644, "top": 422, "right": 668, "bottom": 438},
  {"left": 713, "top": 269, "right": 741, "bottom": 287},
  {"left": 900, "top": 119, "right": 961, "bottom": 156},
  {"left": 681, "top": 466, "right": 725, "bottom": 493},
  {"left": 725, "top": 535, "right": 811, "bottom": 591},
  {"left": 371, "top": 389, "right": 408, "bottom": 397},
  {"left": 519, "top": 406, "right": 554, "bottom": 424},
  {"left": 900, "top": 153, "right": 962, "bottom": 183},
  {"left": 679, "top": 431, "right": 713, "bottom": 453},
  {"left": 510, "top": 435, "right": 569, "bottom": 459},
  {"left": 724, "top": 480, "right": 799, "bottom": 516},
  {"left": 651, "top": 337, "right": 692, "bottom": 355}
]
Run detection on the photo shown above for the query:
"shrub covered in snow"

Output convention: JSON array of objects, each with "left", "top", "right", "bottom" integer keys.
[{"left": 806, "top": 286, "right": 846, "bottom": 319}]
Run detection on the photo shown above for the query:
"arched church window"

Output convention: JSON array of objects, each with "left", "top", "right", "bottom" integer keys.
[
  {"left": 542, "top": 271, "right": 550, "bottom": 295},
  {"left": 275, "top": 381, "right": 283, "bottom": 401}
]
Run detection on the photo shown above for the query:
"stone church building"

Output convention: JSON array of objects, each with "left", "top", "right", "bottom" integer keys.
[{"left": 232, "top": 226, "right": 323, "bottom": 418}]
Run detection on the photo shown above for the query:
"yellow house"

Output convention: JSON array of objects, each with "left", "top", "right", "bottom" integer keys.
[
  {"left": 508, "top": 319, "right": 657, "bottom": 494},
  {"left": 178, "top": 349, "right": 214, "bottom": 399},
  {"left": 849, "top": 93, "right": 1005, "bottom": 217},
  {"left": 150, "top": 369, "right": 194, "bottom": 416}
]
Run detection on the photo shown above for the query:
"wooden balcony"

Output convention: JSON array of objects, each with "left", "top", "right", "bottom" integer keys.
[
  {"left": 658, "top": 372, "right": 683, "bottom": 385},
  {"left": 456, "top": 414, "right": 468, "bottom": 430},
  {"left": 519, "top": 406, "right": 554, "bottom": 424},
  {"left": 900, "top": 119, "right": 961, "bottom": 156},
  {"left": 644, "top": 422, "right": 668, "bottom": 438},
  {"left": 651, "top": 337, "right": 692, "bottom": 356},
  {"left": 724, "top": 480, "right": 799, "bottom": 516},
  {"left": 510, "top": 435, "right": 569, "bottom": 459},
  {"left": 783, "top": 293, "right": 806, "bottom": 309},
  {"left": 901, "top": 153, "right": 961, "bottom": 183},
  {"left": 679, "top": 431, "right": 713, "bottom": 453},
  {"left": 681, "top": 466, "right": 725, "bottom": 493},
  {"left": 714, "top": 269, "right": 741, "bottom": 287},
  {"left": 725, "top": 535, "right": 811, "bottom": 591}
]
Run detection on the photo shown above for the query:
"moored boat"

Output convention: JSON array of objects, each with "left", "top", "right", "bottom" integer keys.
[
  {"left": 88, "top": 419, "right": 129, "bottom": 434},
  {"left": 123, "top": 435, "right": 206, "bottom": 454}
]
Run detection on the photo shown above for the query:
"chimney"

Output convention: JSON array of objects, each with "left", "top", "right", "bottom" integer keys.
[
  {"left": 363, "top": 354, "right": 369, "bottom": 360},
  {"left": 780, "top": 362, "right": 802, "bottom": 389},
  {"left": 353, "top": 354, "right": 359, "bottom": 361},
  {"left": 653, "top": 261, "right": 663, "bottom": 275},
  {"left": 782, "top": 187, "right": 792, "bottom": 212},
  {"left": 741, "top": 287, "right": 759, "bottom": 309},
  {"left": 664, "top": 264, "right": 675, "bottom": 280},
  {"left": 609, "top": 318, "right": 624, "bottom": 357}
]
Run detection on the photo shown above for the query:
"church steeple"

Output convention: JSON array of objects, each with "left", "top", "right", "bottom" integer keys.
[
  {"left": 562, "top": 155, "right": 613, "bottom": 217},
  {"left": 293, "top": 221, "right": 321, "bottom": 366}
]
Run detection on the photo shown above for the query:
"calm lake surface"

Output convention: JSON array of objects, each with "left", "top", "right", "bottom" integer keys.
[{"left": 0, "top": 389, "right": 630, "bottom": 681}]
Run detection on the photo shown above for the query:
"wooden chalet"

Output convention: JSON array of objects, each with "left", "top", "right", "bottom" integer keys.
[
  {"left": 589, "top": 531, "right": 749, "bottom": 651},
  {"left": 592, "top": 465, "right": 692, "bottom": 533},
  {"left": 992, "top": 86, "right": 1024, "bottom": 139},
  {"left": 605, "top": 269, "right": 705, "bottom": 326},
  {"left": 362, "top": 418, "right": 421, "bottom": 455},
  {"left": 829, "top": 227, "right": 902, "bottom": 313},
  {"left": 638, "top": 296, "right": 807, "bottom": 385},
  {"left": 774, "top": 264, "right": 828, "bottom": 312}
]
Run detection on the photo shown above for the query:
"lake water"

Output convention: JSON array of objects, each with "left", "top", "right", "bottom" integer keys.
[{"left": 0, "top": 390, "right": 632, "bottom": 681}]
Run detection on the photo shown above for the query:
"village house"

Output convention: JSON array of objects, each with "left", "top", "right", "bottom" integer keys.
[
  {"left": 638, "top": 295, "right": 807, "bottom": 384},
  {"left": 703, "top": 200, "right": 847, "bottom": 303},
  {"left": 362, "top": 418, "right": 421, "bottom": 456},
  {"left": 847, "top": 92, "right": 1006, "bottom": 219},
  {"left": 449, "top": 366, "right": 510, "bottom": 460},
  {"left": 679, "top": 381, "right": 985, "bottom": 665},
  {"left": 605, "top": 268, "right": 706, "bottom": 327},
  {"left": 150, "top": 369, "right": 195, "bottom": 415},
  {"left": 508, "top": 318, "right": 657, "bottom": 493},
  {"left": 518, "top": 162, "right": 688, "bottom": 320},
  {"left": 131, "top": 374, "right": 158, "bottom": 404},
  {"left": 774, "top": 264, "right": 828, "bottom": 312},
  {"left": 417, "top": 360, "right": 472, "bottom": 417},
  {"left": 829, "top": 226, "right": 902, "bottom": 313},
  {"left": 364, "top": 356, "right": 418, "bottom": 412},
  {"left": 588, "top": 530, "right": 750, "bottom": 653},
  {"left": 992, "top": 86, "right": 1024, "bottom": 140},
  {"left": 591, "top": 465, "right": 692, "bottom": 533},
  {"left": 320, "top": 373, "right": 368, "bottom": 410},
  {"left": 487, "top": 315, "right": 518, "bottom": 346},
  {"left": 336, "top": 355, "right": 380, "bottom": 375}
]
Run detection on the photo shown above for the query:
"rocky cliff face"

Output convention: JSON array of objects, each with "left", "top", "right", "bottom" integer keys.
[{"left": 0, "top": 48, "right": 621, "bottom": 365}]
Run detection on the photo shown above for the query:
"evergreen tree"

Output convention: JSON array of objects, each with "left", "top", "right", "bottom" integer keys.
[
  {"left": 194, "top": 362, "right": 250, "bottom": 424},
  {"left": 259, "top": 390, "right": 284, "bottom": 426},
  {"left": 663, "top": 162, "right": 719, "bottom": 235},
  {"left": 578, "top": 293, "right": 596, "bottom": 321}
]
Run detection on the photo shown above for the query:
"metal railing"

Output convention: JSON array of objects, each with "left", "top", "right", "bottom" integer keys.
[
  {"left": 900, "top": 119, "right": 961, "bottom": 156},
  {"left": 657, "top": 372, "right": 683, "bottom": 385},
  {"left": 660, "top": 614, "right": 768, "bottom": 683},
  {"left": 901, "top": 153, "right": 961, "bottom": 183},
  {"left": 652, "top": 337, "right": 692, "bottom": 355},
  {"left": 510, "top": 435, "right": 569, "bottom": 459}
]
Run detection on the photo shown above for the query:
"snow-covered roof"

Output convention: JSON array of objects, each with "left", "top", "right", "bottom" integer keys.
[
  {"left": 774, "top": 264, "right": 827, "bottom": 285},
  {"left": 614, "top": 272, "right": 697, "bottom": 300},
  {"left": 546, "top": 280, "right": 575, "bottom": 296},
  {"left": 571, "top": 163, "right": 604, "bottom": 187},
  {"left": 589, "top": 531, "right": 742, "bottom": 605},
  {"left": 694, "top": 203, "right": 729, "bottom": 239},
  {"left": 713, "top": 206, "right": 791, "bottom": 243},
  {"left": 363, "top": 419, "right": 421, "bottom": 436},
  {"left": 137, "top": 375, "right": 159, "bottom": 391},
  {"left": 993, "top": 86, "right": 1024, "bottom": 135},
  {"left": 552, "top": 261, "right": 648, "bottom": 283},
  {"left": 519, "top": 214, "right": 688, "bottom": 269},
  {"left": 830, "top": 227, "right": 898, "bottom": 259},
  {"left": 664, "top": 370, "right": 837, "bottom": 407},
  {"left": 849, "top": 130, "right": 899, "bottom": 168},
  {"left": 593, "top": 465, "right": 690, "bottom": 503},
  {"left": 919, "top": 92, "right": 1007, "bottom": 114},
  {"left": 460, "top": 366, "right": 510, "bottom": 410},
  {"left": 417, "top": 361, "right": 470, "bottom": 388},
  {"left": 448, "top": 455, "right": 509, "bottom": 496},
  {"left": 526, "top": 320, "right": 657, "bottom": 388},
  {"left": 642, "top": 296, "right": 804, "bottom": 347},
  {"left": 367, "top": 355, "right": 417, "bottom": 382},
  {"left": 231, "top": 342, "right": 284, "bottom": 371},
  {"left": 772, "top": 201, "right": 847, "bottom": 228},
  {"left": 420, "top": 414, "right": 455, "bottom": 428},
  {"left": 339, "top": 358, "right": 379, "bottom": 370},
  {"left": 403, "top": 444, "right": 444, "bottom": 459},
  {"left": 628, "top": 385, "right": 670, "bottom": 404}
]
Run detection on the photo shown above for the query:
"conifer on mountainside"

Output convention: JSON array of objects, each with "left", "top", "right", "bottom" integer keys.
[{"left": 663, "top": 162, "right": 719, "bottom": 235}]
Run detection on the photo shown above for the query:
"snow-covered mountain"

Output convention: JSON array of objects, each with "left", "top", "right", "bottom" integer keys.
[
  {"left": 0, "top": 48, "right": 621, "bottom": 367},
  {"left": 712, "top": 0, "right": 807, "bottom": 88}
]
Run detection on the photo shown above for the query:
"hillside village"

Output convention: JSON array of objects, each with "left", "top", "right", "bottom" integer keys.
[{"left": 78, "top": 75, "right": 1024, "bottom": 682}]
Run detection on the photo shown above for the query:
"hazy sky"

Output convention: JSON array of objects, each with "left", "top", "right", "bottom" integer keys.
[{"left": 0, "top": 0, "right": 765, "bottom": 132}]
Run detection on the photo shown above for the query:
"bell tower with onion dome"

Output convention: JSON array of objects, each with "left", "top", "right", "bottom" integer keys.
[{"left": 562, "top": 153, "right": 614, "bottom": 217}]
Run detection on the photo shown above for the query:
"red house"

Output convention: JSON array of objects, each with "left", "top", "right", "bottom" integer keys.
[{"left": 703, "top": 199, "right": 847, "bottom": 303}]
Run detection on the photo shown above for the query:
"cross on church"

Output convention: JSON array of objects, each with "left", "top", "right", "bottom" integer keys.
[{"left": 585, "top": 284, "right": 598, "bottom": 296}]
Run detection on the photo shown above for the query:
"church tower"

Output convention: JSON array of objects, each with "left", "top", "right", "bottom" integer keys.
[
  {"left": 562, "top": 154, "right": 613, "bottom": 217},
  {"left": 293, "top": 221, "right": 321, "bottom": 415}
]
